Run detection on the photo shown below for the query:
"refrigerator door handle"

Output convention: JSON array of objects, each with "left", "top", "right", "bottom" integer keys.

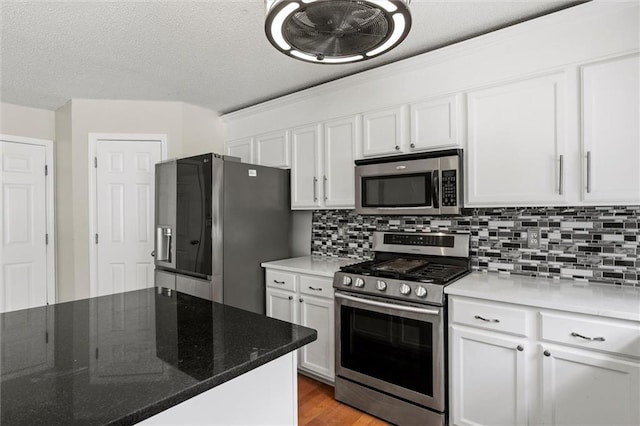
[{"left": 155, "top": 226, "right": 172, "bottom": 262}]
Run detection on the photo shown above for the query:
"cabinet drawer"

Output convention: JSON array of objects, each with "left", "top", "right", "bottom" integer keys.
[
  {"left": 265, "top": 270, "right": 297, "bottom": 292},
  {"left": 299, "top": 275, "right": 333, "bottom": 299},
  {"left": 540, "top": 312, "right": 640, "bottom": 359},
  {"left": 451, "top": 298, "right": 528, "bottom": 336}
]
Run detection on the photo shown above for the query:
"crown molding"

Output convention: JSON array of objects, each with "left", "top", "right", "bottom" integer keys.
[{"left": 221, "top": 1, "right": 633, "bottom": 124}]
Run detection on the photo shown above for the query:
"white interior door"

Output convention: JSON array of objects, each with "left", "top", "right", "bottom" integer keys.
[
  {"left": 96, "top": 140, "right": 162, "bottom": 296},
  {"left": 0, "top": 141, "right": 48, "bottom": 313}
]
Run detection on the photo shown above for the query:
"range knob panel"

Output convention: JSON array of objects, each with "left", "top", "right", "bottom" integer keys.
[
  {"left": 415, "top": 286, "right": 427, "bottom": 298},
  {"left": 342, "top": 276, "right": 352, "bottom": 286},
  {"left": 376, "top": 280, "right": 387, "bottom": 292},
  {"left": 399, "top": 283, "right": 411, "bottom": 295},
  {"left": 354, "top": 278, "right": 365, "bottom": 288}
]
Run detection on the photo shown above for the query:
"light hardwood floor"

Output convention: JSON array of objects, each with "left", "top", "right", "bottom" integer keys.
[{"left": 298, "top": 374, "right": 388, "bottom": 426}]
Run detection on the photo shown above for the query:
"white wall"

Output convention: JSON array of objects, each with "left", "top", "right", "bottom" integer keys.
[
  {"left": 0, "top": 102, "right": 55, "bottom": 140},
  {"left": 55, "top": 99, "right": 224, "bottom": 301}
]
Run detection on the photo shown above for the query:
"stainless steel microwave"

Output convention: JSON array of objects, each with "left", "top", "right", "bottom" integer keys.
[{"left": 355, "top": 149, "right": 463, "bottom": 215}]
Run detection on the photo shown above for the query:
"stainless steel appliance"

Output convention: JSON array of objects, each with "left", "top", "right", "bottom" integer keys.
[
  {"left": 333, "top": 231, "right": 470, "bottom": 426},
  {"left": 355, "top": 149, "right": 463, "bottom": 215},
  {"left": 153, "top": 153, "right": 291, "bottom": 314}
]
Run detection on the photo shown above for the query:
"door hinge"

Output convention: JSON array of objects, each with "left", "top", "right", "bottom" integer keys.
[
  {"left": 95, "top": 233, "right": 99, "bottom": 244},
  {"left": 94, "top": 157, "right": 97, "bottom": 168},
  {"left": 45, "top": 331, "right": 49, "bottom": 344},
  {"left": 95, "top": 347, "right": 99, "bottom": 359},
  {"left": 45, "top": 233, "right": 49, "bottom": 245},
  {"left": 45, "top": 165, "right": 48, "bottom": 176}
]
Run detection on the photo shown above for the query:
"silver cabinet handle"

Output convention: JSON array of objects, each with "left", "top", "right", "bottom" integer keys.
[
  {"left": 308, "top": 286, "right": 322, "bottom": 291},
  {"left": 410, "top": 143, "right": 415, "bottom": 148},
  {"left": 586, "top": 151, "right": 592, "bottom": 193},
  {"left": 517, "top": 345, "right": 524, "bottom": 352},
  {"left": 323, "top": 176, "right": 328, "bottom": 201},
  {"left": 299, "top": 298, "right": 304, "bottom": 303},
  {"left": 395, "top": 145, "right": 400, "bottom": 151},
  {"left": 571, "top": 332, "right": 605, "bottom": 342},
  {"left": 543, "top": 350, "right": 551, "bottom": 357},
  {"left": 475, "top": 315, "right": 500, "bottom": 323},
  {"left": 288, "top": 296, "right": 293, "bottom": 300},
  {"left": 313, "top": 177, "right": 318, "bottom": 202},
  {"left": 558, "top": 154, "right": 564, "bottom": 195},
  {"left": 273, "top": 280, "right": 285, "bottom": 285}
]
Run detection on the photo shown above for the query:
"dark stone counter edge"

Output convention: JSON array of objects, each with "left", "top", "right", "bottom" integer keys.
[{"left": 108, "top": 331, "right": 317, "bottom": 426}]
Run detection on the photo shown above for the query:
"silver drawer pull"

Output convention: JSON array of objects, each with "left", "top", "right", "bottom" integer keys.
[
  {"left": 475, "top": 315, "right": 500, "bottom": 323},
  {"left": 571, "top": 332, "right": 605, "bottom": 342},
  {"left": 273, "top": 280, "right": 285, "bottom": 285},
  {"left": 308, "top": 286, "right": 322, "bottom": 291}
]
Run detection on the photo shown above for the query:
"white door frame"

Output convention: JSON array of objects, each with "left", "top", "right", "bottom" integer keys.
[
  {"left": 0, "top": 134, "right": 56, "bottom": 305},
  {"left": 88, "top": 133, "right": 167, "bottom": 298}
]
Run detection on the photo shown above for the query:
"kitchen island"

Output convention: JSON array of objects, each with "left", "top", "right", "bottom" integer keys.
[{"left": 0, "top": 287, "right": 316, "bottom": 425}]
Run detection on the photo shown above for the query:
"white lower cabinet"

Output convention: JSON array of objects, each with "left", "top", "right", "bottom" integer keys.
[
  {"left": 450, "top": 326, "right": 527, "bottom": 426},
  {"left": 449, "top": 295, "right": 640, "bottom": 426},
  {"left": 265, "top": 268, "right": 335, "bottom": 382}
]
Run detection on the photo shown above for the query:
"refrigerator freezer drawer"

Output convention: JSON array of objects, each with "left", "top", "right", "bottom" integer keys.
[{"left": 155, "top": 269, "right": 176, "bottom": 290}]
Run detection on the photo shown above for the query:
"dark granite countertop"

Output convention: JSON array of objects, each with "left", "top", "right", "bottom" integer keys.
[{"left": 0, "top": 288, "right": 316, "bottom": 425}]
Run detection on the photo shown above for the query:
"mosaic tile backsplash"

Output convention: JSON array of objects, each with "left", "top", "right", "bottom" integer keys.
[{"left": 311, "top": 206, "right": 640, "bottom": 287}]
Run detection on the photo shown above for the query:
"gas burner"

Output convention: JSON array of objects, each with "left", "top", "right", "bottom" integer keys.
[{"left": 334, "top": 231, "right": 471, "bottom": 306}]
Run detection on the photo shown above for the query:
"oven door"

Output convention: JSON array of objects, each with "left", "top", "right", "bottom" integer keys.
[{"left": 335, "top": 291, "right": 445, "bottom": 412}]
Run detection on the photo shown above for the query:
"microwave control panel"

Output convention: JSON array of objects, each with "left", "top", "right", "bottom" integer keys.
[{"left": 441, "top": 170, "right": 457, "bottom": 206}]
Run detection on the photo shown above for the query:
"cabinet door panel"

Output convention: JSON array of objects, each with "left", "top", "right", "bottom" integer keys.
[
  {"left": 255, "top": 130, "right": 290, "bottom": 168},
  {"left": 410, "top": 94, "right": 461, "bottom": 150},
  {"left": 324, "top": 116, "right": 358, "bottom": 208},
  {"left": 450, "top": 326, "right": 527, "bottom": 426},
  {"left": 291, "top": 125, "right": 322, "bottom": 209},
  {"left": 467, "top": 73, "right": 567, "bottom": 206},
  {"left": 299, "top": 295, "right": 334, "bottom": 380},
  {"left": 224, "top": 138, "right": 253, "bottom": 164},
  {"left": 362, "top": 106, "right": 406, "bottom": 157},
  {"left": 581, "top": 54, "right": 640, "bottom": 204},
  {"left": 266, "top": 288, "right": 296, "bottom": 324},
  {"left": 541, "top": 345, "right": 640, "bottom": 426}
]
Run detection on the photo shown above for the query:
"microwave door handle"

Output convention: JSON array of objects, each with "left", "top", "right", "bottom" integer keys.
[{"left": 432, "top": 170, "right": 440, "bottom": 209}]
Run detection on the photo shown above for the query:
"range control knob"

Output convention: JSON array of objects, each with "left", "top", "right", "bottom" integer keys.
[
  {"left": 354, "top": 278, "right": 365, "bottom": 288},
  {"left": 415, "top": 286, "right": 428, "bottom": 298},
  {"left": 400, "top": 283, "right": 412, "bottom": 295},
  {"left": 342, "top": 276, "right": 352, "bottom": 286},
  {"left": 376, "top": 280, "right": 387, "bottom": 292}
]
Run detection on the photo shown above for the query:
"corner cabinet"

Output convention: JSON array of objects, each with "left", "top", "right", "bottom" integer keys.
[
  {"left": 254, "top": 130, "right": 290, "bottom": 168},
  {"left": 580, "top": 53, "right": 640, "bottom": 204},
  {"left": 448, "top": 296, "right": 640, "bottom": 426},
  {"left": 265, "top": 268, "right": 335, "bottom": 382},
  {"left": 224, "top": 137, "right": 254, "bottom": 164},
  {"left": 466, "top": 73, "right": 568, "bottom": 206}
]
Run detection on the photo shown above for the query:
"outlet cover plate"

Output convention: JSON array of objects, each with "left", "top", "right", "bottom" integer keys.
[{"left": 528, "top": 228, "right": 540, "bottom": 249}]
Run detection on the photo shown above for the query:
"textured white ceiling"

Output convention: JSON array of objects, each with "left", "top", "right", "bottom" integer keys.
[{"left": 0, "top": 0, "right": 587, "bottom": 114}]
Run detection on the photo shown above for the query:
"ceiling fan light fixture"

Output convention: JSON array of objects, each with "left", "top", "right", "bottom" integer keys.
[{"left": 265, "top": 0, "right": 412, "bottom": 64}]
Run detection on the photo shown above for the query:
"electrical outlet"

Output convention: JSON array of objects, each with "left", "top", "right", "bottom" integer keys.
[{"left": 527, "top": 228, "right": 540, "bottom": 249}]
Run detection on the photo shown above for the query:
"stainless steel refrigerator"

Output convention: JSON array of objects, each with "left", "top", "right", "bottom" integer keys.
[{"left": 153, "top": 153, "right": 291, "bottom": 315}]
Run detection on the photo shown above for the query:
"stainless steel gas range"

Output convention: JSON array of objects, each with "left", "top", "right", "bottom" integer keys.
[{"left": 333, "top": 231, "right": 470, "bottom": 426}]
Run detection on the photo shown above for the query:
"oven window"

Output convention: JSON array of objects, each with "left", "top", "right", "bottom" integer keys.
[
  {"left": 362, "top": 173, "right": 431, "bottom": 208},
  {"left": 340, "top": 305, "right": 433, "bottom": 396}
]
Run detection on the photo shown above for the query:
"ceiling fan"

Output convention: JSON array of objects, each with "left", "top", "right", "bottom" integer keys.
[{"left": 265, "top": 0, "right": 412, "bottom": 64}]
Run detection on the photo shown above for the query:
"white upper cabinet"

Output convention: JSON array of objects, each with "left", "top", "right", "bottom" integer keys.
[
  {"left": 224, "top": 137, "right": 254, "bottom": 163},
  {"left": 255, "top": 130, "right": 291, "bottom": 168},
  {"left": 290, "top": 124, "right": 322, "bottom": 209},
  {"left": 410, "top": 94, "right": 462, "bottom": 151},
  {"left": 466, "top": 73, "right": 567, "bottom": 206},
  {"left": 324, "top": 116, "right": 359, "bottom": 208},
  {"left": 362, "top": 105, "right": 407, "bottom": 157},
  {"left": 580, "top": 54, "right": 640, "bottom": 204}
]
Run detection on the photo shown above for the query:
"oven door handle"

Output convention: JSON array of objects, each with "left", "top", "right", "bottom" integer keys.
[{"left": 335, "top": 292, "right": 440, "bottom": 316}]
